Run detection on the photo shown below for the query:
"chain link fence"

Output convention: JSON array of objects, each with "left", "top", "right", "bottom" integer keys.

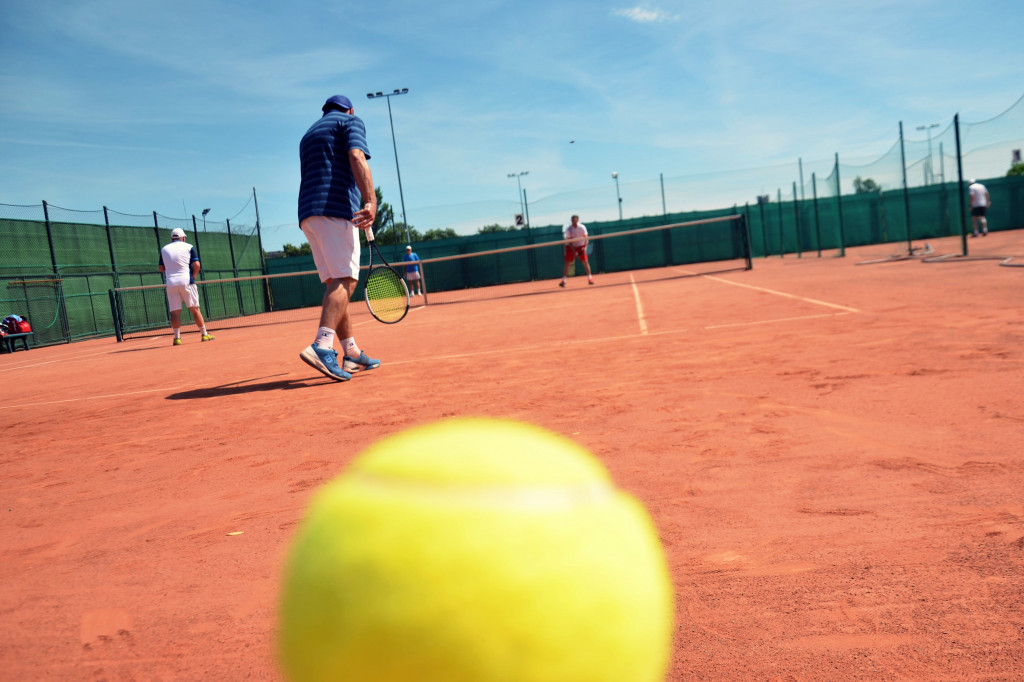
[{"left": 0, "top": 193, "right": 263, "bottom": 347}]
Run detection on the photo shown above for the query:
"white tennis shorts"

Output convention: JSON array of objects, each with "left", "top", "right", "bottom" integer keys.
[
  {"left": 300, "top": 216, "right": 361, "bottom": 282},
  {"left": 166, "top": 283, "right": 200, "bottom": 312},
  {"left": 406, "top": 271, "right": 421, "bottom": 281}
]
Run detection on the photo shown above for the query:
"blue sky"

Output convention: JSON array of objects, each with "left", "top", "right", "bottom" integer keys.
[{"left": 2, "top": 0, "right": 1022, "bottom": 250}]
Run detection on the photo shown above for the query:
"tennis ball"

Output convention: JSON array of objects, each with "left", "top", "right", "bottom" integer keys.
[{"left": 278, "top": 417, "right": 674, "bottom": 682}]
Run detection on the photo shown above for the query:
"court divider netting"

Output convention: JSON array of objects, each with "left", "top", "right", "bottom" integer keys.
[{"left": 109, "top": 214, "right": 752, "bottom": 341}]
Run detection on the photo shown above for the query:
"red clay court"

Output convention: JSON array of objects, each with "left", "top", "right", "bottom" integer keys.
[{"left": 2, "top": 230, "right": 1022, "bottom": 680}]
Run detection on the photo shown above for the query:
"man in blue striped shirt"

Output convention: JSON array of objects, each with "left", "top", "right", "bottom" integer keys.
[{"left": 297, "top": 95, "right": 381, "bottom": 382}]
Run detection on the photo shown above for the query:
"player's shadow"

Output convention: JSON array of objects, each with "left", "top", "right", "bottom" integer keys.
[{"left": 166, "top": 374, "right": 337, "bottom": 399}]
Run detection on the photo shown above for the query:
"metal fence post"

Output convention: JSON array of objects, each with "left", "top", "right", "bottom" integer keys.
[
  {"left": 776, "top": 188, "right": 784, "bottom": 257},
  {"left": 103, "top": 206, "right": 119, "bottom": 289},
  {"left": 954, "top": 113, "right": 968, "bottom": 256},
  {"left": 226, "top": 218, "right": 245, "bottom": 314},
  {"left": 834, "top": 153, "right": 846, "bottom": 257},
  {"left": 792, "top": 181, "right": 802, "bottom": 258},
  {"left": 898, "top": 122, "right": 913, "bottom": 254},
  {"left": 812, "top": 174, "right": 822, "bottom": 257}
]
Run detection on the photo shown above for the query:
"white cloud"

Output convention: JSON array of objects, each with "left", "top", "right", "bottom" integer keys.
[{"left": 612, "top": 6, "right": 678, "bottom": 23}]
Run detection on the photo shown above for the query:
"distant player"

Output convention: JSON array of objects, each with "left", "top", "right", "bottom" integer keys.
[
  {"left": 968, "top": 179, "right": 991, "bottom": 237},
  {"left": 403, "top": 245, "right": 423, "bottom": 296},
  {"left": 159, "top": 228, "right": 214, "bottom": 345},
  {"left": 559, "top": 214, "right": 594, "bottom": 287}
]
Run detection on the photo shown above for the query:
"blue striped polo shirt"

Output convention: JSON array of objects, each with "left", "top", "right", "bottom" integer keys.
[{"left": 297, "top": 111, "right": 371, "bottom": 223}]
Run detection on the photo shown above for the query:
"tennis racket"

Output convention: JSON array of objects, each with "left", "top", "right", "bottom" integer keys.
[{"left": 363, "top": 228, "right": 410, "bottom": 324}]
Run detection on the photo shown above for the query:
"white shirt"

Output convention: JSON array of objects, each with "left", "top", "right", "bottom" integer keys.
[
  {"left": 160, "top": 240, "right": 198, "bottom": 286},
  {"left": 968, "top": 182, "right": 989, "bottom": 208},
  {"left": 564, "top": 223, "right": 588, "bottom": 247}
]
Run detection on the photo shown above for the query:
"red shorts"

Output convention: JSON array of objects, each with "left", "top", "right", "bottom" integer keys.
[{"left": 564, "top": 245, "right": 588, "bottom": 263}]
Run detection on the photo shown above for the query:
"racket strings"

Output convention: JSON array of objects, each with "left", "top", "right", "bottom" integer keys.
[{"left": 365, "top": 268, "right": 408, "bottom": 323}]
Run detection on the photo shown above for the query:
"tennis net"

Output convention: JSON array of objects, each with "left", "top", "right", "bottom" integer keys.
[
  {"left": 110, "top": 214, "right": 751, "bottom": 340},
  {"left": 414, "top": 214, "right": 752, "bottom": 306},
  {"left": 109, "top": 270, "right": 325, "bottom": 341}
]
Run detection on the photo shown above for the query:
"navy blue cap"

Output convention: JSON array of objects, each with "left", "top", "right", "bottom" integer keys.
[{"left": 322, "top": 95, "right": 353, "bottom": 113}]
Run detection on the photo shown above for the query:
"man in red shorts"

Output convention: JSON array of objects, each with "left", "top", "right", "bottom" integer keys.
[{"left": 559, "top": 214, "right": 594, "bottom": 287}]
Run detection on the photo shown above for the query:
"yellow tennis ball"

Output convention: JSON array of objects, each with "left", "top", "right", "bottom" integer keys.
[{"left": 278, "top": 417, "right": 674, "bottom": 682}]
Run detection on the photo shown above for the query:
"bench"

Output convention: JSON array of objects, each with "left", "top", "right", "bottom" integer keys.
[{"left": 1, "top": 332, "right": 32, "bottom": 353}]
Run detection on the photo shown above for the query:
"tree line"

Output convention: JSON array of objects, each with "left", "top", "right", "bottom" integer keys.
[{"left": 278, "top": 187, "right": 522, "bottom": 258}]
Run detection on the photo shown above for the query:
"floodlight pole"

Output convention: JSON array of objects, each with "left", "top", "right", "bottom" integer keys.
[
  {"left": 611, "top": 172, "right": 622, "bottom": 220},
  {"left": 507, "top": 171, "right": 528, "bottom": 219},
  {"left": 916, "top": 123, "right": 940, "bottom": 185},
  {"left": 367, "top": 88, "right": 410, "bottom": 243}
]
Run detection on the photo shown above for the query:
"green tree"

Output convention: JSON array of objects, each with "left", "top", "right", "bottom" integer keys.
[
  {"left": 282, "top": 242, "right": 312, "bottom": 257},
  {"left": 1007, "top": 163, "right": 1024, "bottom": 177},
  {"left": 371, "top": 186, "right": 395, "bottom": 233},
  {"left": 853, "top": 176, "right": 880, "bottom": 194},
  {"left": 422, "top": 228, "right": 459, "bottom": 241},
  {"left": 477, "top": 223, "right": 516, "bottom": 233}
]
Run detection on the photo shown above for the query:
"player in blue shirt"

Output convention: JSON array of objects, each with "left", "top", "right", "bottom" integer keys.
[
  {"left": 297, "top": 95, "right": 382, "bottom": 382},
  {"left": 403, "top": 245, "right": 423, "bottom": 297}
]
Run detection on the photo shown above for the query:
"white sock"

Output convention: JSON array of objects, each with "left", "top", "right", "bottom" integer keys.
[
  {"left": 341, "top": 337, "right": 360, "bottom": 358},
  {"left": 199, "top": 326, "right": 207, "bottom": 335},
  {"left": 173, "top": 328, "right": 181, "bottom": 339},
  {"left": 315, "top": 327, "right": 335, "bottom": 349}
]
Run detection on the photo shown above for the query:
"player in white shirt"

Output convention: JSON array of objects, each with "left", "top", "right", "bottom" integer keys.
[
  {"left": 559, "top": 215, "right": 594, "bottom": 287},
  {"left": 967, "top": 179, "right": 991, "bottom": 237},
  {"left": 159, "top": 228, "right": 214, "bottom": 345}
]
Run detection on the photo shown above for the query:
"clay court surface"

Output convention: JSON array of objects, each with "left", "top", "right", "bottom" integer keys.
[{"left": 2, "top": 230, "right": 1022, "bottom": 681}]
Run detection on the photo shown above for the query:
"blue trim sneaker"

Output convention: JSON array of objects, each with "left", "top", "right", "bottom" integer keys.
[
  {"left": 343, "top": 351, "right": 381, "bottom": 374},
  {"left": 300, "top": 344, "right": 351, "bottom": 382}
]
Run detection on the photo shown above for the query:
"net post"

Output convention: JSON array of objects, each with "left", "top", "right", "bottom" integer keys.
[{"left": 108, "top": 289, "right": 124, "bottom": 342}]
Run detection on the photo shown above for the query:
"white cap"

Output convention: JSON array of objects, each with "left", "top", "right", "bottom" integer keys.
[
  {"left": 171, "top": 228, "right": 186, "bottom": 239},
  {"left": 968, "top": 178, "right": 976, "bottom": 185},
  {"left": 405, "top": 245, "right": 412, "bottom": 250}
]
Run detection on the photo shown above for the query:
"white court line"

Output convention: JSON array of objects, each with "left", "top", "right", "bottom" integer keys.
[
  {"left": 0, "top": 338, "right": 169, "bottom": 373},
  {"left": 629, "top": 274, "right": 649, "bottom": 335},
  {"left": 0, "top": 386, "right": 188, "bottom": 411},
  {"left": 703, "top": 311, "right": 853, "bottom": 330},
  {"left": 698, "top": 273, "right": 860, "bottom": 313},
  {"left": 2, "top": 287, "right": 852, "bottom": 408}
]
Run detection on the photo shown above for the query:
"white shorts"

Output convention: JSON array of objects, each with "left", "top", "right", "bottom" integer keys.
[
  {"left": 166, "top": 283, "right": 200, "bottom": 312},
  {"left": 405, "top": 271, "right": 421, "bottom": 281},
  {"left": 300, "top": 216, "right": 361, "bottom": 282}
]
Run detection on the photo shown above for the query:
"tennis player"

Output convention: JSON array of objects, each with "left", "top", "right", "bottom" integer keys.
[
  {"left": 297, "top": 94, "right": 381, "bottom": 382},
  {"left": 559, "top": 214, "right": 594, "bottom": 287},
  {"left": 968, "top": 179, "right": 991, "bottom": 237},
  {"left": 403, "top": 245, "right": 423, "bottom": 296},
  {"left": 159, "top": 228, "right": 214, "bottom": 345}
]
